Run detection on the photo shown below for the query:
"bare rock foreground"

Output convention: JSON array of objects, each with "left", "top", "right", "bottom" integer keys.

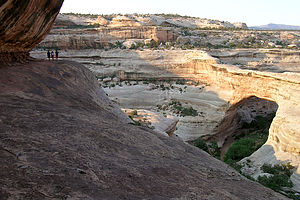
[{"left": 0, "top": 60, "right": 287, "bottom": 199}]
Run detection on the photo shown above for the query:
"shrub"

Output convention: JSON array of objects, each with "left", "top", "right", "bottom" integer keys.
[
  {"left": 146, "top": 40, "right": 160, "bottom": 48},
  {"left": 258, "top": 173, "right": 293, "bottom": 192},
  {"left": 181, "top": 107, "right": 198, "bottom": 117},
  {"left": 257, "top": 164, "right": 295, "bottom": 193},
  {"left": 115, "top": 41, "right": 123, "bottom": 49},
  {"left": 130, "top": 44, "right": 137, "bottom": 49},
  {"left": 193, "top": 138, "right": 208, "bottom": 153},
  {"left": 128, "top": 110, "right": 138, "bottom": 118},
  {"left": 223, "top": 138, "right": 257, "bottom": 163},
  {"left": 133, "top": 120, "right": 141, "bottom": 126},
  {"left": 208, "top": 142, "right": 221, "bottom": 159},
  {"left": 148, "top": 77, "right": 157, "bottom": 83},
  {"left": 261, "top": 164, "right": 293, "bottom": 178}
]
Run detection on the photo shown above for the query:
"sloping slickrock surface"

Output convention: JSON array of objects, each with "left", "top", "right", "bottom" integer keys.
[{"left": 0, "top": 60, "right": 287, "bottom": 199}]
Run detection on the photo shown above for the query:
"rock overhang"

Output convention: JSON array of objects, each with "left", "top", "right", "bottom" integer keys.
[{"left": 0, "top": 0, "right": 64, "bottom": 55}]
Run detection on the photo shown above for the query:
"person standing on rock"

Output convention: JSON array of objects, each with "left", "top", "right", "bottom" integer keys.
[
  {"left": 47, "top": 50, "right": 50, "bottom": 60},
  {"left": 51, "top": 50, "right": 54, "bottom": 60},
  {"left": 55, "top": 50, "right": 59, "bottom": 60}
]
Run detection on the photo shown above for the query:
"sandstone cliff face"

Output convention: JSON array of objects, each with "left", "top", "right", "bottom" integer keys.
[
  {"left": 0, "top": 0, "right": 64, "bottom": 55},
  {"left": 40, "top": 26, "right": 177, "bottom": 50},
  {"left": 36, "top": 13, "right": 300, "bottom": 55}
]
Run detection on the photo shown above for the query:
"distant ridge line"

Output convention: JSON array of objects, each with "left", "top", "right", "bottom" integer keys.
[{"left": 250, "top": 23, "right": 300, "bottom": 30}]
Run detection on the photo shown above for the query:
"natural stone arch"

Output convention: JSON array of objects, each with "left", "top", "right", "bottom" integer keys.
[
  {"left": 191, "top": 59, "right": 300, "bottom": 190},
  {"left": 210, "top": 96, "right": 278, "bottom": 157}
]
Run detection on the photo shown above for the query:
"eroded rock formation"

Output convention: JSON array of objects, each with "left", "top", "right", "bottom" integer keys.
[
  {"left": 32, "top": 48, "right": 300, "bottom": 191},
  {"left": 0, "top": 0, "right": 64, "bottom": 61},
  {"left": 0, "top": 0, "right": 291, "bottom": 199},
  {"left": 1, "top": 0, "right": 299, "bottom": 197},
  {"left": 1, "top": 60, "right": 289, "bottom": 199}
]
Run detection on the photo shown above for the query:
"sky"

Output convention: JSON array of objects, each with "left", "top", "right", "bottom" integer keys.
[{"left": 60, "top": 0, "right": 300, "bottom": 26}]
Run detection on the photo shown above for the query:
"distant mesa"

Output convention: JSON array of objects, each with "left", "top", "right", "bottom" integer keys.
[{"left": 250, "top": 23, "right": 300, "bottom": 30}]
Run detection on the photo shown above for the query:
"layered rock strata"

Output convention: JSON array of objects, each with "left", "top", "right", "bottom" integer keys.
[
  {"left": 0, "top": 60, "right": 288, "bottom": 199},
  {"left": 39, "top": 26, "right": 178, "bottom": 49}
]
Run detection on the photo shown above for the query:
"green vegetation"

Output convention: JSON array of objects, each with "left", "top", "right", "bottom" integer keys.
[
  {"left": 63, "top": 12, "right": 99, "bottom": 18},
  {"left": 146, "top": 40, "right": 160, "bottom": 48},
  {"left": 193, "top": 113, "right": 299, "bottom": 198},
  {"left": 219, "top": 113, "right": 300, "bottom": 199},
  {"left": 156, "top": 13, "right": 196, "bottom": 19},
  {"left": 224, "top": 114, "right": 274, "bottom": 165},
  {"left": 132, "top": 120, "right": 142, "bottom": 126},
  {"left": 126, "top": 110, "right": 142, "bottom": 126},
  {"left": 258, "top": 164, "right": 296, "bottom": 196},
  {"left": 193, "top": 139, "right": 221, "bottom": 159},
  {"left": 223, "top": 133, "right": 267, "bottom": 164},
  {"left": 130, "top": 42, "right": 145, "bottom": 49},
  {"left": 169, "top": 101, "right": 198, "bottom": 117},
  {"left": 109, "top": 83, "right": 116, "bottom": 88},
  {"left": 193, "top": 138, "right": 208, "bottom": 152},
  {"left": 181, "top": 107, "right": 198, "bottom": 117}
]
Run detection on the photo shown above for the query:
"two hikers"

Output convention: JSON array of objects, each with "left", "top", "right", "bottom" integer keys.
[{"left": 47, "top": 50, "right": 59, "bottom": 60}]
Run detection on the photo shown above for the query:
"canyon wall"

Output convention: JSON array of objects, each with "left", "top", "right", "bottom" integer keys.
[{"left": 39, "top": 26, "right": 178, "bottom": 50}]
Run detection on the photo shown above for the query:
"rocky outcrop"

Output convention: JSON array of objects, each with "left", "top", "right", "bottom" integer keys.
[
  {"left": 0, "top": 60, "right": 288, "bottom": 199},
  {"left": 0, "top": 0, "right": 63, "bottom": 59}
]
